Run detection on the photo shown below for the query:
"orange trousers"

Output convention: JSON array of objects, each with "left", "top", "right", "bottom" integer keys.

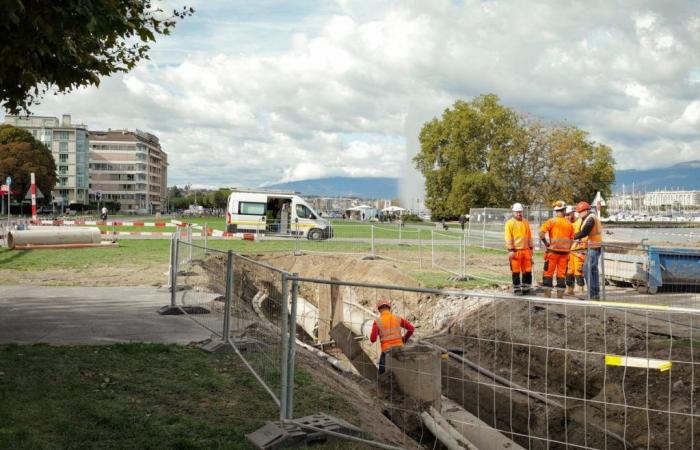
[
  {"left": 509, "top": 249, "right": 532, "bottom": 273},
  {"left": 543, "top": 251, "right": 569, "bottom": 288}
]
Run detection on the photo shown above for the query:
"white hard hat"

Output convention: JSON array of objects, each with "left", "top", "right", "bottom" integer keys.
[
  {"left": 511, "top": 203, "right": 524, "bottom": 212},
  {"left": 565, "top": 205, "right": 575, "bottom": 214}
]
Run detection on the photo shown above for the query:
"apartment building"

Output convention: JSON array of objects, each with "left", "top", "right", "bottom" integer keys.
[
  {"left": 643, "top": 190, "right": 700, "bottom": 207},
  {"left": 89, "top": 129, "right": 168, "bottom": 213},
  {"left": 4, "top": 114, "right": 89, "bottom": 205}
]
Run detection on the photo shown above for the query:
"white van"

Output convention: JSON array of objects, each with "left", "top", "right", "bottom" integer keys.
[{"left": 226, "top": 188, "right": 332, "bottom": 240}]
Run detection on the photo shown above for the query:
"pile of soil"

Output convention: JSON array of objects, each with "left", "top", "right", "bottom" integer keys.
[{"left": 430, "top": 300, "right": 700, "bottom": 449}]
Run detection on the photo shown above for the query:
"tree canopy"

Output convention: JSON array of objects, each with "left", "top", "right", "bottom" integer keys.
[
  {"left": 414, "top": 94, "right": 615, "bottom": 218},
  {"left": 0, "top": 1, "right": 193, "bottom": 114},
  {"left": 0, "top": 125, "right": 57, "bottom": 202}
]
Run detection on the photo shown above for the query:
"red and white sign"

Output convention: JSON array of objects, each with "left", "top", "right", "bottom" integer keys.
[{"left": 0, "top": 184, "right": 8, "bottom": 194}]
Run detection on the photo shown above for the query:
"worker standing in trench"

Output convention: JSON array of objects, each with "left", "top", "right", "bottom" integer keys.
[
  {"left": 504, "top": 203, "right": 533, "bottom": 295},
  {"left": 369, "top": 299, "right": 414, "bottom": 375},
  {"left": 539, "top": 201, "right": 574, "bottom": 298},
  {"left": 565, "top": 205, "right": 586, "bottom": 296}
]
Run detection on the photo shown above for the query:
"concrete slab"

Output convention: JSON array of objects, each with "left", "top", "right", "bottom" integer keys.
[{"left": 0, "top": 285, "right": 213, "bottom": 345}]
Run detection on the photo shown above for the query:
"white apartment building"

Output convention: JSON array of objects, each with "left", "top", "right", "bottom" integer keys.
[
  {"left": 89, "top": 129, "right": 168, "bottom": 213},
  {"left": 643, "top": 190, "right": 700, "bottom": 207},
  {"left": 4, "top": 114, "right": 89, "bottom": 205}
]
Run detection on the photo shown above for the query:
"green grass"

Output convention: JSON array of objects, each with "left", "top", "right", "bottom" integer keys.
[{"left": 0, "top": 343, "right": 368, "bottom": 449}]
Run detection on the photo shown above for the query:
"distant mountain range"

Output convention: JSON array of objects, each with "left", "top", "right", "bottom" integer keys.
[
  {"left": 265, "top": 177, "right": 399, "bottom": 198},
  {"left": 261, "top": 161, "right": 699, "bottom": 199},
  {"left": 614, "top": 161, "right": 700, "bottom": 191}
]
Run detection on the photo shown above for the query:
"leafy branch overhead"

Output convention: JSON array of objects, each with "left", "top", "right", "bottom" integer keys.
[
  {"left": 414, "top": 94, "right": 615, "bottom": 218},
  {"left": 0, "top": 1, "right": 194, "bottom": 114}
]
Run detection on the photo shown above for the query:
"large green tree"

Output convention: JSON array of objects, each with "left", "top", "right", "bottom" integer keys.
[
  {"left": 0, "top": 125, "right": 57, "bottom": 202},
  {"left": 1, "top": 1, "right": 193, "bottom": 113},
  {"left": 414, "top": 95, "right": 616, "bottom": 218}
]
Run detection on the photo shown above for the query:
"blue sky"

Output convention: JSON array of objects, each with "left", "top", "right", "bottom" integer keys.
[{"left": 3, "top": 0, "right": 700, "bottom": 191}]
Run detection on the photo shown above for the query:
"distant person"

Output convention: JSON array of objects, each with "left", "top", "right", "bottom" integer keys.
[
  {"left": 459, "top": 214, "right": 467, "bottom": 231},
  {"left": 565, "top": 206, "right": 586, "bottom": 296},
  {"left": 361, "top": 212, "right": 365, "bottom": 221},
  {"left": 504, "top": 203, "right": 533, "bottom": 295},
  {"left": 369, "top": 299, "right": 414, "bottom": 375},
  {"left": 100, "top": 206, "right": 108, "bottom": 222},
  {"left": 539, "top": 201, "right": 574, "bottom": 298},
  {"left": 574, "top": 201, "right": 603, "bottom": 300}
]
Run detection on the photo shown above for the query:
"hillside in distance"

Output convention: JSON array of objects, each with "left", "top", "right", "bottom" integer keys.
[
  {"left": 264, "top": 177, "right": 399, "bottom": 198},
  {"left": 614, "top": 161, "right": 700, "bottom": 191}
]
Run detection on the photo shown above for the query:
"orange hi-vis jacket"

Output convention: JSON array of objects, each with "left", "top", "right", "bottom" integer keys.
[
  {"left": 375, "top": 311, "right": 405, "bottom": 352},
  {"left": 504, "top": 218, "right": 533, "bottom": 251},
  {"left": 540, "top": 216, "right": 574, "bottom": 253},
  {"left": 582, "top": 215, "right": 603, "bottom": 248}
]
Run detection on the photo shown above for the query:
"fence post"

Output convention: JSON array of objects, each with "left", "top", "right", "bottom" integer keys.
[
  {"left": 204, "top": 222, "right": 208, "bottom": 255},
  {"left": 398, "top": 223, "right": 402, "bottom": 244},
  {"left": 600, "top": 245, "right": 606, "bottom": 300},
  {"left": 466, "top": 211, "right": 472, "bottom": 247},
  {"left": 482, "top": 207, "right": 486, "bottom": 248},
  {"left": 170, "top": 234, "right": 179, "bottom": 307},
  {"left": 286, "top": 275, "right": 299, "bottom": 419},
  {"left": 431, "top": 230, "right": 435, "bottom": 268},
  {"left": 418, "top": 229, "right": 423, "bottom": 269},
  {"left": 279, "top": 273, "right": 290, "bottom": 421},
  {"left": 222, "top": 250, "right": 234, "bottom": 342},
  {"left": 187, "top": 224, "right": 193, "bottom": 265},
  {"left": 461, "top": 234, "right": 466, "bottom": 278},
  {"left": 371, "top": 225, "right": 375, "bottom": 258}
]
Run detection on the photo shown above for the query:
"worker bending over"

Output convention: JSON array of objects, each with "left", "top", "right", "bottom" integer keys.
[
  {"left": 504, "top": 203, "right": 533, "bottom": 295},
  {"left": 539, "top": 201, "right": 574, "bottom": 298},
  {"left": 370, "top": 299, "right": 415, "bottom": 375},
  {"left": 574, "top": 201, "right": 603, "bottom": 300},
  {"left": 565, "top": 206, "right": 586, "bottom": 296}
]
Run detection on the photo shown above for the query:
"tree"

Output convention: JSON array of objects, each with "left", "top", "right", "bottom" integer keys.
[
  {"left": 414, "top": 95, "right": 616, "bottom": 218},
  {"left": 1, "top": 1, "right": 194, "bottom": 113},
  {"left": 0, "top": 125, "right": 57, "bottom": 203}
]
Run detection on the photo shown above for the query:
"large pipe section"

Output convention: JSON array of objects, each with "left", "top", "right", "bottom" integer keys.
[{"left": 8, "top": 227, "right": 102, "bottom": 249}]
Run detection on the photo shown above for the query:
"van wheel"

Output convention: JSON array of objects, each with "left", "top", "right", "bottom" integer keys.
[{"left": 308, "top": 229, "right": 322, "bottom": 241}]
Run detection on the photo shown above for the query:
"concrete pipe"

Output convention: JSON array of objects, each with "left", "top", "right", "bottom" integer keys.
[
  {"left": 291, "top": 295, "right": 376, "bottom": 341},
  {"left": 8, "top": 227, "right": 101, "bottom": 249}
]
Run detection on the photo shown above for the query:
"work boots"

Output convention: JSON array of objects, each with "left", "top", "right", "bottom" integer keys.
[
  {"left": 566, "top": 286, "right": 575, "bottom": 296},
  {"left": 543, "top": 289, "right": 552, "bottom": 298},
  {"left": 556, "top": 289, "right": 565, "bottom": 299}
]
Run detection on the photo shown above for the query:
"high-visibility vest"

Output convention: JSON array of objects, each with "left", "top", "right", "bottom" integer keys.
[
  {"left": 376, "top": 311, "right": 404, "bottom": 353},
  {"left": 540, "top": 216, "right": 574, "bottom": 253},
  {"left": 582, "top": 215, "right": 603, "bottom": 248},
  {"left": 571, "top": 218, "right": 584, "bottom": 251},
  {"left": 504, "top": 218, "right": 532, "bottom": 250}
]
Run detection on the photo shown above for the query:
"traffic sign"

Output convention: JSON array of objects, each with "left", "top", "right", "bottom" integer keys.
[{"left": 6, "top": 176, "right": 11, "bottom": 186}]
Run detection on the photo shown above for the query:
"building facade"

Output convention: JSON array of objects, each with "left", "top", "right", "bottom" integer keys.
[
  {"left": 4, "top": 114, "right": 89, "bottom": 205},
  {"left": 643, "top": 190, "right": 700, "bottom": 208},
  {"left": 89, "top": 129, "right": 168, "bottom": 213}
]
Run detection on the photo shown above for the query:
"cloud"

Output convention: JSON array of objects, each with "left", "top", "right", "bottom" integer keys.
[{"left": 4, "top": 0, "right": 700, "bottom": 188}]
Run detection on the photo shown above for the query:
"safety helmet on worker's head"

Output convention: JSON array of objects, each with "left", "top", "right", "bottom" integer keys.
[
  {"left": 511, "top": 203, "right": 524, "bottom": 212},
  {"left": 575, "top": 201, "right": 591, "bottom": 213},
  {"left": 565, "top": 205, "right": 575, "bottom": 215},
  {"left": 552, "top": 200, "right": 566, "bottom": 211},
  {"left": 376, "top": 299, "right": 392, "bottom": 311}
]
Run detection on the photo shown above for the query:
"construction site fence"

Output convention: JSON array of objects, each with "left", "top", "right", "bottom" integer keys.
[{"left": 170, "top": 234, "right": 700, "bottom": 449}]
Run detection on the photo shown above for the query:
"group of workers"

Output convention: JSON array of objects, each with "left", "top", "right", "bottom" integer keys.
[
  {"left": 368, "top": 200, "right": 604, "bottom": 375},
  {"left": 505, "top": 200, "right": 603, "bottom": 299}
]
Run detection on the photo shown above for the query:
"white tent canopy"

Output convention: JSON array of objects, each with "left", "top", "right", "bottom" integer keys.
[
  {"left": 381, "top": 205, "right": 406, "bottom": 213},
  {"left": 347, "top": 205, "right": 372, "bottom": 211}
]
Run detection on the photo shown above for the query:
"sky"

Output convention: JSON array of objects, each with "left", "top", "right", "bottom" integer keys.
[{"left": 3, "top": 0, "right": 700, "bottom": 189}]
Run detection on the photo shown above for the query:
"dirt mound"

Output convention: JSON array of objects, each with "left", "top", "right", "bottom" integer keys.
[{"left": 431, "top": 300, "right": 700, "bottom": 450}]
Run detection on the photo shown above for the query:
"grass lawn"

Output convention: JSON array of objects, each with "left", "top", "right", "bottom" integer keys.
[{"left": 0, "top": 343, "right": 367, "bottom": 449}]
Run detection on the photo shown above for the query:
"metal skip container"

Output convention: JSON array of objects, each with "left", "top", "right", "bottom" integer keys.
[{"left": 8, "top": 227, "right": 102, "bottom": 250}]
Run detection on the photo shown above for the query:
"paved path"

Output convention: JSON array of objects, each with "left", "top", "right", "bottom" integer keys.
[{"left": 0, "top": 285, "right": 213, "bottom": 345}]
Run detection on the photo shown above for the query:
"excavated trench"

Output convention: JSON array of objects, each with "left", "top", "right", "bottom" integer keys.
[{"left": 199, "top": 253, "right": 699, "bottom": 450}]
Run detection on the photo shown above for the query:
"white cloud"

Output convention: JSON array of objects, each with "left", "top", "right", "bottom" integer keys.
[{"left": 5, "top": 0, "right": 700, "bottom": 186}]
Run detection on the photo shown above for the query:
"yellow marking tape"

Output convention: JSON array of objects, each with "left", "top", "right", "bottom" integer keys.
[
  {"left": 597, "top": 301, "right": 669, "bottom": 311},
  {"left": 605, "top": 355, "right": 672, "bottom": 372}
]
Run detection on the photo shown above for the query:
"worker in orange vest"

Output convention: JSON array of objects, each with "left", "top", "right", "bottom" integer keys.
[
  {"left": 565, "top": 206, "right": 586, "bottom": 296},
  {"left": 574, "top": 201, "right": 604, "bottom": 300},
  {"left": 539, "top": 201, "right": 574, "bottom": 298},
  {"left": 369, "top": 299, "right": 415, "bottom": 375},
  {"left": 504, "top": 202, "right": 533, "bottom": 295}
]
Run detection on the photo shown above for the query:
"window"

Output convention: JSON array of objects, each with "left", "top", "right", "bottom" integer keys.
[
  {"left": 59, "top": 142, "right": 68, "bottom": 153},
  {"left": 296, "top": 204, "right": 316, "bottom": 219},
  {"left": 59, "top": 165, "right": 68, "bottom": 174},
  {"left": 59, "top": 154, "right": 68, "bottom": 163},
  {"left": 55, "top": 131, "right": 69, "bottom": 140},
  {"left": 239, "top": 202, "right": 266, "bottom": 215}
]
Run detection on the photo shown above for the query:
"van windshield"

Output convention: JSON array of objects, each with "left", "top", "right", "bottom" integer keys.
[{"left": 296, "top": 204, "right": 316, "bottom": 220}]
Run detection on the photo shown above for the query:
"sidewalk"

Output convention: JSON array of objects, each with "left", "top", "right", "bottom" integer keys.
[{"left": 0, "top": 285, "right": 212, "bottom": 344}]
